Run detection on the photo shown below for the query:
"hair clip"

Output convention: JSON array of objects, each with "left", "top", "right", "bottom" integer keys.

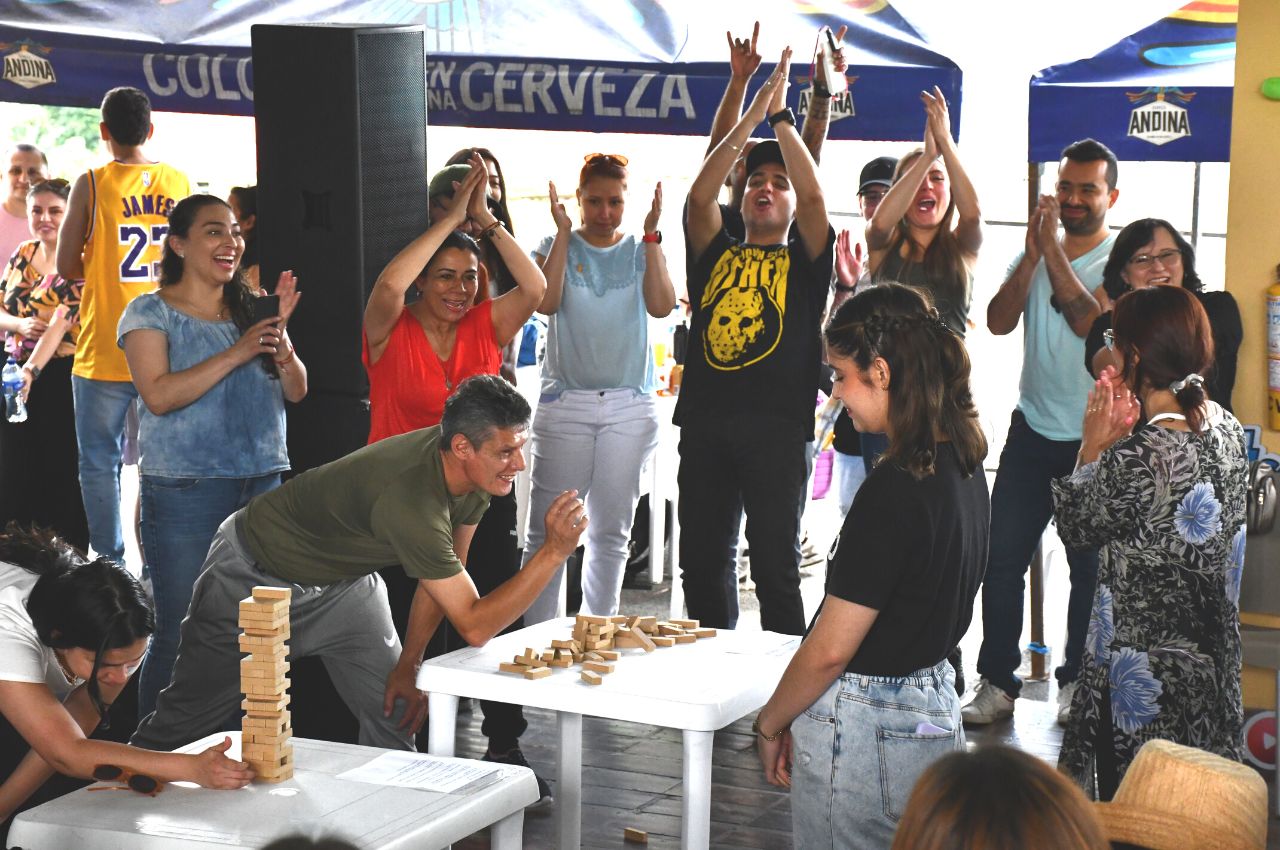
[{"left": 1168, "top": 373, "right": 1203, "bottom": 394}]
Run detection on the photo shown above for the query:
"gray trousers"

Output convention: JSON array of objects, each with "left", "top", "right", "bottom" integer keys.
[{"left": 131, "top": 510, "right": 413, "bottom": 752}]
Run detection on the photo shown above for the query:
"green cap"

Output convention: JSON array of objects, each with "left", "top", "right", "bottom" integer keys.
[{"left": 428, "top": 164, "right": 472, "bottom": 199}]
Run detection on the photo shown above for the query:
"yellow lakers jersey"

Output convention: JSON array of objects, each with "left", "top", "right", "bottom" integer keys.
[{"left": 74, "top": 161, "right": 191, "bottom": 381}]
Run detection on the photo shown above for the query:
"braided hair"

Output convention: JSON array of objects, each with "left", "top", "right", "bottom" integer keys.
[{"left": 824, "top": 283, "right": 987, "bottom": 479}]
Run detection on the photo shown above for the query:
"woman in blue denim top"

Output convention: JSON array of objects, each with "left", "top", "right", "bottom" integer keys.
[
  {"left": 753, "top": 284, "right": 990, "bottom": 850},
  {"left": 117, "top": 194, "right": 307, "bottom": 721}
]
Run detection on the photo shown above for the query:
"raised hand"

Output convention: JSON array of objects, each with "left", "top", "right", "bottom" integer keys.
[
  {"left": 1081, "top": 367, "right": 1139, "bottom": 461},
  {"left": 272, "top": 270, "right": 301, "bottom": 328},
  {"left": 746, "top": 51, "right": 791, "bottom": 124},
  {"left": 548, "top": 181, "right": 573, "bottom": 233},
  {"left": 1024, "top": 207, "right": 1043, "bottom": 265},
  {"left": 441, "top": 162, "right": 486, "bottom": 229},
  {"left": 921, "top": 85, "right": 953, "bottom": 150},
  {"left": 835, "top": 229, "right": 863, "bottom": 288},
  {"left": 465, "top": 152, "right": 496, "bottom": 230},
  {"left": 727, "top": 21, "right": 762, "bottom": 82},
  {"left": 644, "top": 182, "right": 663, "bottom": 236},
  {"left": 766, "top": 47, "right": 793, "bottom": 118},
  {"left": 1034, "top": 195, "right": 1060, "bottom": 252}
]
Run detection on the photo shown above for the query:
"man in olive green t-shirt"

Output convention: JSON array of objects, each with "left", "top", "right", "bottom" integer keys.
[{"left": 134, "top": 376, "right": 587, "bottom": 753}]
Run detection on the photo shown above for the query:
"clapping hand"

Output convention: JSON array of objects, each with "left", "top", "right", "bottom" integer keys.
[
  {"left": 745, "top": 50, "right": 792, "bottom": 125},
  {"left": 548, "top": 181, "right": 573, "bottom": 233},
  {"left": 1080, "top": 365, "right": 1139, "bottom": 462},
  {"left": 644, "top": 182, "right": 663, "bottom": 237},
  {"left": 835, "top": 229, "right": 862, "bottom": 289}
]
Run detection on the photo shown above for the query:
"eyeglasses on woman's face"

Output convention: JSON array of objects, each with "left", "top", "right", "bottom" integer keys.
[{"left": 1126, "top": 248, "right": 1182, "bottom": 270}]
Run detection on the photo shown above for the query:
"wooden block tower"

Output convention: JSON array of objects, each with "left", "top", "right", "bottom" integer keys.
[{"left": 238, "top": 586, "right": 293, "bottom": 782}]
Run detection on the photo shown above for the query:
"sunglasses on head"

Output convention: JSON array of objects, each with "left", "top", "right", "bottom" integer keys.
[
  {"left": 583, "top": 153, "right": 629, "bottom": 167},
  {"left": 90, "top": 764, "right": 163, "bottom": 796}
]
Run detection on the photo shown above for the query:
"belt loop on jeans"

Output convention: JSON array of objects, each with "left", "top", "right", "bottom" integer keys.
[{"left": 859, "top": 674, "right": 870, "bottom": 690}]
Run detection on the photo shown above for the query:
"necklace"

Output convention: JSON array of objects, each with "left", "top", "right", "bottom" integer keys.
[
  {"left": 168, "top": 294, "right": 225, "bottom": 321},
  {"left": 53, "top": 649, "right": 78, "bottom": 684}
]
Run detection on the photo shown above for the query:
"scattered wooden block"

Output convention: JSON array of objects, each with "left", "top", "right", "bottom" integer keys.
[
  {"left": 549, "top": 657, "right": 573, "bottom": 668},
  {"left": 594, "top": 650, "right": 620, "bottom": 661},
  {"left": 584, "top": 651, "right": 604, "bottom": 662},
  {"left": 612, "top": 629, "right": 642, "bottom": 648},
  {"left": 540, "top": 651, "right": 555, "bottom": 661},
  {"left": 551, "top": 639, "right": 576, "bottom": 650},
  {"left": 624, "top": 827, "right": 648, "bottom": 844},
  {"left": 580, "top": 670, "right": 602, "bottom": 685},
  {"left": 607, "top": 615, "right": 630, "bottom": 624},
  {"left": 636, "top": 616, "right": 659, "bottom": 634},
  {"left": 582, "top": 660, "right": 613, "bottom": 674},
  {"left": 577, "top": 614, "right": 609, "bottom": 626},
  {"left": 670, "top": 619, "right": 699, "bottom": 629},
  {"left": 522, "top": 666, "right": 552, "bottom": 680},
  {"left": 632, "top": 628, "right": 656, "bottom": 653},
  {"left": 674, "top": 633, "right": 697, "bottom": 645},
  {"left": 499, "top": 662, "right": 527, "bottom": 674},
  {"left": 650, "top": 636, "right": 675, "bottom": 648},
  {"left": 587, "top": 622, "right": 615, "bottom": 636},
  {"left": 658, "top": 624, "right": 685, "bottom": 636},
  {"left": 692, "top": 628, "right": 717, "bottom": 639}
]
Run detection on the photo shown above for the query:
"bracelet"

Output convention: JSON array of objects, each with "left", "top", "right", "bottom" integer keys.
[
  {"left": 273, "top": 343, "right": 295, "bottom": 365},
  {"left": 834, "top": 282, "right": 857, "bottom": 293},
  {"left": 751, "top": 717, "right": 787, "bottom": 742},
  {"left": 21, "top": 362, "right": 40, "bottom": 380},
  {"left": 767, "top": 107, "right": 796, "bottom": 128},
  {"left": 724, "top": 142, "right": 742, "bottom": 153},
  {"left": 642, "top": 231, "right": 662, "bottom": 244},
  {"left": 479, "top": 220, "right": 503, "bottom": 241}
]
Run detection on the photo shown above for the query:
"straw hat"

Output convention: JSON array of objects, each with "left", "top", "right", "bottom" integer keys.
[{"left": 1094, "top": 739, "right": 1267, "bottom": 850}]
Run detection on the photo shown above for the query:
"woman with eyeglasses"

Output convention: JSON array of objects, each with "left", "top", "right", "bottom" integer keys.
[
  {"left": 520, "top": 152, "right": 675, "bottom": 623},
  {"left": 0, "top": 178, "right": 88, "bottom": 552},
  {"left": 118, "top": 194, "right": 307, "bottom": 721},
  {"left": 1052, "top": 285, "right": 1247, "bottom": 798},
  {"left": 1085, "top": 218, "right": 1241, "bottom": 411},
  {"left": 0, "top": 524, "right": 250, "bottom": 833}
]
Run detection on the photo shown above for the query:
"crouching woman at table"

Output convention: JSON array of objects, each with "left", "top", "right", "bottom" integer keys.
[
  {"left": 0, "top": 524, "right": 251, "bottom": 830},
  {"left": 754, "top": 283, "right": 990, "bottom": 850}
]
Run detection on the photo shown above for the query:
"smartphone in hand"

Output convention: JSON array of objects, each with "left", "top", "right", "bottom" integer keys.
[{"left": 251, "top": 294, "right": 281, "bottom": 324}]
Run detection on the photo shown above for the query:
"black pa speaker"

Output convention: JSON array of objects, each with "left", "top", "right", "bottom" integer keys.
[{"left": 252, "top": 23, "right": 428, "bottom": 471}]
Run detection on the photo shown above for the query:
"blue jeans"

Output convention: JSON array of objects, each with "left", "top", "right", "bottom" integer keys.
[
  {"left": 832, "top": 450, "right": 867, "bottom": 516},
  {"left": 137, "top": 473, "right": 281, "bottom": 720},
  {"left": 71, "top": 376, "right": 138, "bottom": 563},
  {"left": 790, "top": 660, "right": 964, "bottom": 850},
  {"left": 975, "top": 410, "right": 1100, "bottom": 695}
]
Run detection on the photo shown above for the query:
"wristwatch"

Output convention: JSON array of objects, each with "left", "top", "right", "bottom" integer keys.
[
  {"left": 767, "top": 108, "right": 797, "bottom": 128},
  {"left": 21, "top": 363, "right": 40, "bottom": 380},
  {"left": 642, "top": 231, "right": 662, "bottom": 244}
]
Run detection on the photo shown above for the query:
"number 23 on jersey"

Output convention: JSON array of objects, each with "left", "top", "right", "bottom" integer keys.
[{"left": 118, "top": 223, "right": 169, "bottom": 284}]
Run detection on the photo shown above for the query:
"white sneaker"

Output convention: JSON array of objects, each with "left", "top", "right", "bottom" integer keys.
[
  {"left": 961, "top": 678, "right": 1015, "bottom": 725},
  {"left": 1057, "top": 681, "right": 1077, "bottom": 726}
]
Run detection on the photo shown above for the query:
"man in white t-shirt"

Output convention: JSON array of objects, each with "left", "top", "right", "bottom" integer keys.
[
  {"left": 0, "top": 144, "right": 48, "bottom": 263},
  {"left": 964, "top": 139, "right": 1120, "bottom": 728}
]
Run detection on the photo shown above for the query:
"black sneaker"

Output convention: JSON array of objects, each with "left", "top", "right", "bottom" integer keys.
[{"left": 484, "top": 746, "right": 553, "bottom": 807}]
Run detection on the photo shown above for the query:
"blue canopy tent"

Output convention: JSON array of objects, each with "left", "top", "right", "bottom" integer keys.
[
  {"left": 0, "top": 0, "right": 962, "bottom": 140},
  {"left": 1027, "top": 0, "right": 1236, "bottom": 242}
]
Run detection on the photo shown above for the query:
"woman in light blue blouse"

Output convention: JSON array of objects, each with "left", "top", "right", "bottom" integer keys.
[
  {"left": 521, "top": 154, "right": 676, "bottom": 621},
  {"left": 118, "top": 194, "right": 307, "bottom": 719}
]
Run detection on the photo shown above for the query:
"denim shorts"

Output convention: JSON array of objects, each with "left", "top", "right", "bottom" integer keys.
[{"left": 790, "top": 660, "right": 964, "bottom": 850}]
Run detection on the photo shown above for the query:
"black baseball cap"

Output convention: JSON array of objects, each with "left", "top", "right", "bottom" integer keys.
[
  {"left": 857, "top": 156, "right": 898, "bottom": 194},
  {"left": 744, "top": 140, "right": 785, "bottom": 179}
]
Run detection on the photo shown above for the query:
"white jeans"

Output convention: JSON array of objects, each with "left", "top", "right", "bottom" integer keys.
[{"left": 521, "top": 388, "right": 659, "bottom": 623}]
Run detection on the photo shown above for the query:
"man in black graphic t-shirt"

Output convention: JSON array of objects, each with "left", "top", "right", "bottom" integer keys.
[{"left": 676, "top": 53, "right": 833, "bottom": 635}]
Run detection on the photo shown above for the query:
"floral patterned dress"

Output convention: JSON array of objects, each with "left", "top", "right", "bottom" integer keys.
[{"left": 1051, "top": 403, "right": 1248, "bottom": 794}]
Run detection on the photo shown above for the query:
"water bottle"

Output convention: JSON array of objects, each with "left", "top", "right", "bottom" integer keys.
[{"left": 3, "top": 357, "right": 27, "bottom": 423}]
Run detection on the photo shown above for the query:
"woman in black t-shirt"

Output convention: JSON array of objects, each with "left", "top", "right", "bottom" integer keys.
[{"left": 754, "top": 284, "right": 991, "bottom": 850}]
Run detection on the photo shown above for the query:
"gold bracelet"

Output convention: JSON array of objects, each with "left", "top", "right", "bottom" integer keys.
[{"left": 751, "top": 717, "right": 786, "bottom": 741}]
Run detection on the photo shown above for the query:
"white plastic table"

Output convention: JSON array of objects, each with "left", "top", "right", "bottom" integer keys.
[
  {"left": 8, "top": 732, "right": 537, "bottom": 849},
  {"left": 419, "top": 619, "right": 799, "bottom": 850}
]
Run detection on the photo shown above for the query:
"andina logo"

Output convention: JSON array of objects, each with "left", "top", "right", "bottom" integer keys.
[
  {"left": 1, "top": 41, "right": 56, "bottom": 90},
  {"left": 1125, "top": 87, "right": 1194, "bottom": 146}
]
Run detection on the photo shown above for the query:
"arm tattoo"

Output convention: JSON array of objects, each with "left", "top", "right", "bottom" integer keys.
[{"left": 1059, "top": 290, "right": 1095, "bottom": 323}]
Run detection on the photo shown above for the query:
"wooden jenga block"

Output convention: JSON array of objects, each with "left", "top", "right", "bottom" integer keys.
[
  {"left": 612, "top": 629, "right": 641, "bottom": 648},
  {"left": 584, "top": 636, "right": 611, "bottom": 650},
  {"left": 548, "top": 657, "right": 573, "bottom": 668},
  {"left": 239, "top": 638, "right": 288, "bottom": 658},
  {"left": 692, "top": 628, "right": 717, "bottom": 639},
  {"left": 241, "top": 657, "right": 290, "bottom": 678},
  {"left": 256, "top": 765, "right": 293, "bottom": 784},
  {"left": 632, "top": 628, "right": 656, "bottom": 653},
  {"left": 582, "top": 660, "right": 613, "bottom": 674},
  {"left": 627, "top": 615, "right": 643, "bottom": 632},
  {"left": 243, "top": 728, "right": 292, "bottom": 747},
  {"left": 580, "top": 670, "right": 602, "bottom": 685},
  {"left": 670, "top": 619, "right": 699, "bottom": 630},
  {"left": 587, "top": 622, "right": 615, "bottom": 636},
  {"left": 584, "top": 651, "right": 604, "bottom": 662},
  {"left": 239, "top": 597, "right": 288, "bottom": 618},
  {"left": 252, "top": 586, "right": 292, "bottom": 601},
  {"left": 522, "top": 666, "right": 552, "bottom": 680},
  {"left": 594, "top": 649, "right": 620, "bottom": 660},
  {"left": 624, "top": 827, "right": 648, "bottom": 844},
  {"left": 242, "top": 679, "right": 288, "bottom": 697},
  {"left": 551, "top": 639, "right": 576, "bottom": 650},
  {"left": 499, "top": 662, "right": 528, "bottom": 674},
  {"left": 577, "top": 614, "right": 609, "bottom": 626},
  {"left": 650, "top": 636, "right": 675, "bottom": 648},
  {"left": 243, "top": 623, "right": 291, "bottom": 638},
  {"left": 514, "top": 653, "right": 546, "bottom": 667},
  {"left": 243, "top": 711, "right": 291, "bottom": 736},
  {"left": 635, "top": 616, "right": 658, "bottom": 634},
  {"left": 607, "top": 615, "right": 630, "bottom": 624},
  {"left": 657, "top": 624, "right": 685, "bottom": 636},
  {"left": 674, "top": 634, "right": 697, "bottom": 645},
  {"left": 239, "top": 631, "right": 288, "bottom": 647},
  {"left": 243, "top": 741, "right": 292, "bottom": 762},
  {"left": 572, "top": 652, "right": 585, "bottom": 663},
  {"left": 540, "top": 651, "right": 555, "bottom": 662},
  {"left": 242, "top": 693, "right": 291, "bottom": 715}
]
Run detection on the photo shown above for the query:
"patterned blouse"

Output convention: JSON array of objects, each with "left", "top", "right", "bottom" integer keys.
[
  {"left": 0, "top": 240, "right": 82, "bottom": 364},
  {"left": 1051, "top": 403, "right": 1248, "bottom": 792}
]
